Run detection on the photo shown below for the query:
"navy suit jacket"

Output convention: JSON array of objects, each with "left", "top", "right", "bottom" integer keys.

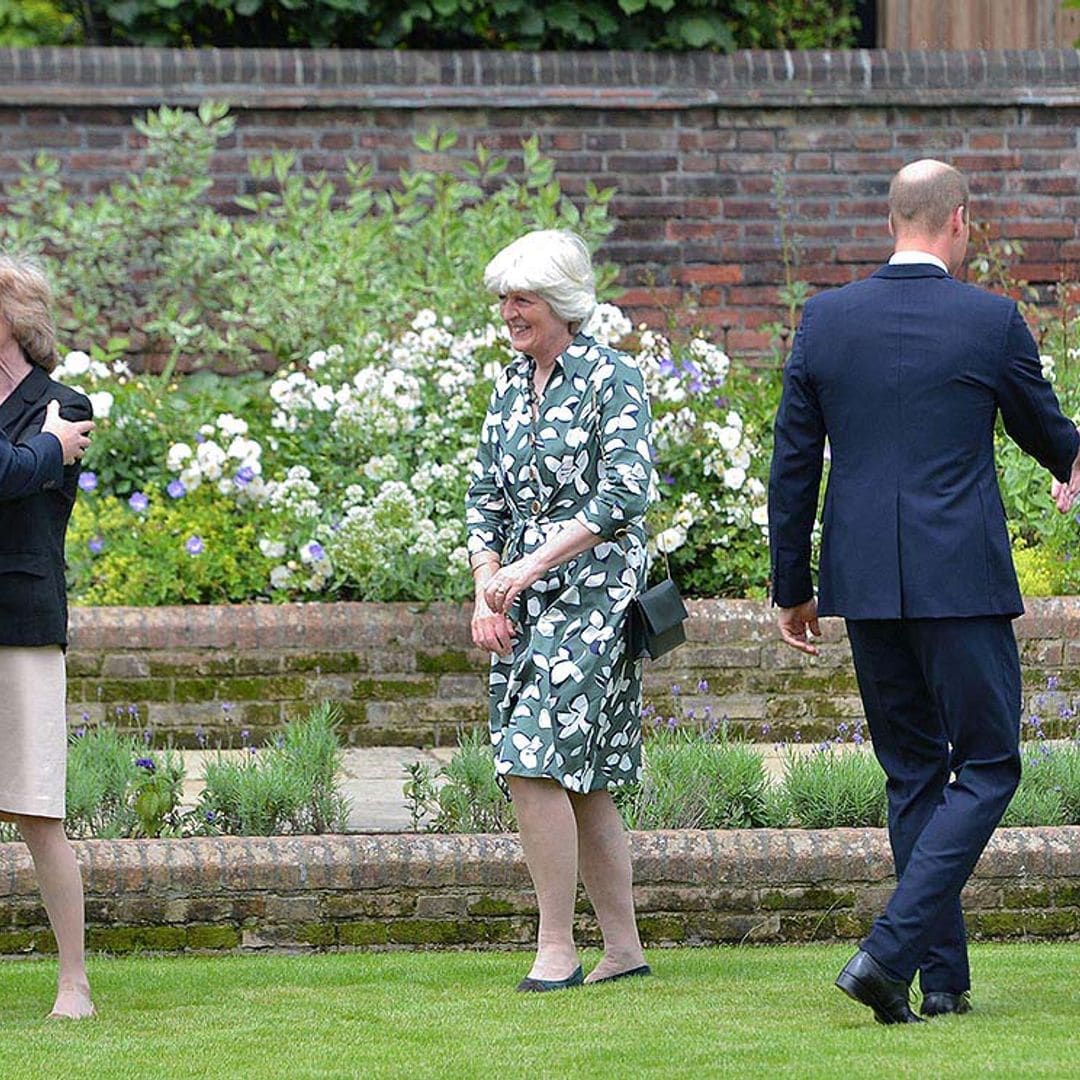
[
  {"left": 0, "top": 366, "right": 91, "bottom": 646},
  {"left": 768, "top": 263, "right": 1080, "bottom": 620}
]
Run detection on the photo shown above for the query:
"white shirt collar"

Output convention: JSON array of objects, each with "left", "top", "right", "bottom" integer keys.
[{"left": 889, "top": 250, "right": 948, "bottom": 273}]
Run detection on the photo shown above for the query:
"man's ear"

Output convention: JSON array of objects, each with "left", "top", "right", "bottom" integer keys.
[{"left": 887, "top": 212, "right": 895, "bottom": 238}]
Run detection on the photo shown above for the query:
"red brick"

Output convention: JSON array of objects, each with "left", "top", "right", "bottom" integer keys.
[{"left": 674, "top": 265, "right": 743, "bottom": 285}]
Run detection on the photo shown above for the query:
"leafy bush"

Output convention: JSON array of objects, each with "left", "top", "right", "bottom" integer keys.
[
  {"left": 65, "top": 724, "right": 186, "bottom": 839},
  {"left": 194, "top": 703, "right": 350, "bottom": 836},
  {"left": 9, "top": 104, "right": 770, "bottom": 604},
  {"left": 404, "top": 729, "right": 516, "bottom": 833},
  {"left": 0, "top": 0, "right": 77, "bottom": 44},
  {"left": 780, "top": 746, "right": 887, "bottom": 829},
  {"left": 1002, "top": 740, "right": 1080, "bottom": 827},
  {"left": 57, "top": 1, "right": 859, "bottom": 51},
  {"left": 620, "top": 724, "right": 773, "bottom": 830}
]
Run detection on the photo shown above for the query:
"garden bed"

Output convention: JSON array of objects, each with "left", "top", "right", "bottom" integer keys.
[{"left": 1, "top": 828, "right": 1077, "bottom": 957}]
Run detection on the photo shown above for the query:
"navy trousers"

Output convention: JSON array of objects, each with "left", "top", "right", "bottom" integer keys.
[{"left": 845, "top": 616, "right": 1022, "bottom": 991}]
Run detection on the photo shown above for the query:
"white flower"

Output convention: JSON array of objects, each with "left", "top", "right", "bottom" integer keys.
[
  {"left": 307, "top": 349, "right": 328, "bottom": 369},
  {"left": 674, "top": 507, "right": 694, "bottom": 528},
  {"left": 87, "top": 390, "right": 113, "bottom": 419},
  {"left": 717, "top": 426, "right": 741, "bottom": 451},
  {"left": 656, "top": 525, "right": 687, "bottom": 553},
  {"left": 751, "top": 505, "right": 769, "bottom": 527},
  {"left": 62, "top": 350, "right": 91, "bottom": 376},
  {"left": 259, "top": 538, "right": 287, "bottom": 559},
  {"left": 1041, "top": 354, "right": 1056, "bottom": 381},
  {"left": 217, "top": 413, "right": 248, "bottom": 438},
  {"left": 723, "top": 467, "right": 746, "bottom": 491},
  {"left": 167, "top": 443, "right": 193, "bottom": 471},
  {"left": 269, "top": 565, "right": 292, "bottom": 589},
  {"left": 196, "top": 440, "right": 227, "bottom": 480}
]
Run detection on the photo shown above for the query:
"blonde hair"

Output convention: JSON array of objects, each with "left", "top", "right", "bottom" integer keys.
[
  {"left": 483, "top": 229, "right": 596, "bottom": 328},
  {"left": 0, "top": 255, "right": 59, "bottom": 372}
]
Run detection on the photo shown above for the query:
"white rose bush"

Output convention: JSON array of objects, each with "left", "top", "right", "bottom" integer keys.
[{"left": 62, "top": 303, "right": 777, "bottom": 605}]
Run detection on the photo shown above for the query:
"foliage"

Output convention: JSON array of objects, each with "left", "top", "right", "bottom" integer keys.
[
  {"left": 19, "top": 104, "right": 769, "bottom": 605},
  {"left": 969, "top": 236, "right": 1080, "bottom": 593},
  {"left": 194, "top": 702, "right": 350, "bottom": 836},
  {"left": 0, "top": 0, "right": 77, "bottom": 44},
  {"left": 780, "top": 745, "right": 887, "bottom": 829},
  {"left": 620, "top": 722, "right": 774, "bottom": 829},
  {"left": 56, "top": 0, "right": 859, "bottom": 50},
  {"left": 65, "top": 722, "right": 186, "bottom": 839},
  {"left": 403, "top": 728, "right": 516, "bottom": 833}
]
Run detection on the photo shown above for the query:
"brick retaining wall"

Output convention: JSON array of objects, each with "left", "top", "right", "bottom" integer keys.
[
  {"left": 1, "top": 828, "right": 1076, "bottom": 955},
  {"left": 1, "top": 48, "right": 1079, "bottom": 349},
  {"left": 66, "top": 598, "right": 1080, "bottom": 747}
]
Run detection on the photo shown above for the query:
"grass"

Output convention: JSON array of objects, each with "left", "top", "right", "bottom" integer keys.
[{"left": 1, "top": 944, "right": 1078, "bottom": 1078}]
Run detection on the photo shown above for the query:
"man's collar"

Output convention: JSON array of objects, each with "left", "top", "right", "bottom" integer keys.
[{"left": 889, "top": 250, "right": 949, "bottom": 273}]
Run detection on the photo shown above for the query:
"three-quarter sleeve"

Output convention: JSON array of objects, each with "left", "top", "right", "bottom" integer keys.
[
  {"left": 465, "top": 383, "right": 510, "bottom": 560},
  {"left": 574, "top": 354, "right": 653, "bottom": 538}
]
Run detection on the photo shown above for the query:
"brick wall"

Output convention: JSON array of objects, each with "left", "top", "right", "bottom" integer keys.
[
  {"left": 65, "top": 598, "right": 1080, "bottom": 747},
  {"left": 1, "top": 827, "right": 1076, "bottom": 955},
  {"left": 1, "top": 48, "right": 1079, "bottom": 350}
]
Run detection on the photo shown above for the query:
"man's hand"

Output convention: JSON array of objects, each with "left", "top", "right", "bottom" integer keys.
[
  {"left": 42, "top": 399, "right": 94, "bottom": 465},
  {"left": 778, "top": 597, "right": 821, "bottom": 656},
  {"left": 1052, "top": 431, "right": 1080, "bottom": 512}
]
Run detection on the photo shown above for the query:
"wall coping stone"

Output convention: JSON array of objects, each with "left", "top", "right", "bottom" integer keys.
[
  {"left": 1, "top": 827, "right": 1076, "bottom": 954},
  {"left": 66, "top": 596, "right": 1080, "bottom": 651},
  {"left": 1, "top": 48, "right": 1079, "bottom": 110}
]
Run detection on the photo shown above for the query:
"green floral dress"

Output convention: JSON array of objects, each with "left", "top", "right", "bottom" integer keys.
[{"left": 465, "top": 332, "right": 654, "bottom": 793}]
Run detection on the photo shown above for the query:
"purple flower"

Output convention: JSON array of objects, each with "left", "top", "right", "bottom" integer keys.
[
  {"left": 186, "top": 535, "right": 204, "bottom": 556},
  {"left": 88, "top": 536, "right": 104, "bottom": 555},
  {"left": 128, "top": 491, "right": 149, "bottom": 512},
  {"left": 1047, "top": 675, "right": 1060, "bottom": 691},
  {"left": 78, "top": 471, "right": 98, "bottom": 492},
  {"left": 658, "top": 358, "right": 677, "bottom": 377},
  {"left": 195, "top": 725, "right": 207, "bottom": 748},
  {"left": 240, "top": 728, "right": 250, "bottom": 745},
  {"left": 697, "top": 678, "right": 709, "bottom": 693},
  {"left": 761, "top": 723, "right": 772, "bottom": 737},
  {"left": 167, "top": 479, "right": 186, "bottom": 499},
  {"left": 142, "top": 728, "right": 152, "bottom": 745},
  {"left": 661, "top": 473, "right": 675, "bottom": 486},
  {"left": 234, "top": 466, "right": 255, "bottom": 487},
  {"left": 74, "top": 725, "right": 87, "bottom": 739},
  {"left": 853, "top": 732, "right": 865, "bottom": 745},
  {"left": 307, "top": 542, "right": 325, "bottom": 562},
  {"left": 135, "top": 757, "right": 155, "bottom": 772}
]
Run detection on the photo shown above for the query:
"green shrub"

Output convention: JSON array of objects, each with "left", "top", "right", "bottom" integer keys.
[
  {"left": 57, "top": 1, "right": 859, "bottom": 51},
  {"left": 403, "top": 729, "right": 516, "bottom": 834},
  {"left": 194, "top": 703, "right": 350, "bottom": 836},
  {"left": 1003, "top": 741, "right": 1080, "bottom": 827},
  {"left": 65, "top": 725, "right": 186, "bottom": 839},
  {"left": 778, "top": 746, "right": 887, "bottom": 829},
  {"left": 621, "top": 725, "right": 772, "bottom": 830}
]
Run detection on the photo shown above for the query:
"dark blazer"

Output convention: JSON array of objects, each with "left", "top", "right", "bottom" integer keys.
[
  {"left": 0, "top": 365, "right": 92, "bottom": 646},
  {"left": 769, "top": 263, "right": 1080, "bottom": 620}
]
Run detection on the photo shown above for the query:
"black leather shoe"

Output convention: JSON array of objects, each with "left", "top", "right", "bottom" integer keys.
[
  {"left": 921, "top": 991, "right": 971, "bottom": 1017},
  {"left": 516, "top": 965, "right": 584, "bottom": 993},
  {"left": 835, "top": 950, "right": 924, "bottom": 1024}
]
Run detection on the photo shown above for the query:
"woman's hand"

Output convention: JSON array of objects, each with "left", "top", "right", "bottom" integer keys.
[
  {"left": 471, "top": 590, "right": 517, "bottom": 657},
  {"left": 483, "top": 554, "right": 546, "bottom": 615}
]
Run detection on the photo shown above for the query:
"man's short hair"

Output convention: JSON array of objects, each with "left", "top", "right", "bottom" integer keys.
[{"left": 888, "top": 160, "right": 969, "bottom": 235}]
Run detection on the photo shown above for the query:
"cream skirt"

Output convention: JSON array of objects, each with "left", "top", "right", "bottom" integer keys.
[{"left": 0, "top": 646, "right": 67, "bottom": 819}]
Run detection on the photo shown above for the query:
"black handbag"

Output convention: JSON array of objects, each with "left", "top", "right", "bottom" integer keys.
[{"left": 628, "top": 576, "right": 688, "bottom": 660}]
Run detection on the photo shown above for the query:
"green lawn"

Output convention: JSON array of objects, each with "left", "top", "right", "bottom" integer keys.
[{"left": 1, "top": 944, "right": 1077, "bottom": 1078}]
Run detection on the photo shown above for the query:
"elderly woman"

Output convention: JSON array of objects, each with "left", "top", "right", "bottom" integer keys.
[
  {"left": 0, "top": 255, "right": 95, "bottom": 1019},
  {"left": 465, "top": 230, "right": 653, "bottom": 990}
]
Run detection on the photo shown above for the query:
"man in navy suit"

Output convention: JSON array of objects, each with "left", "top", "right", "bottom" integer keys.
[{"left": 768, "top": 159, "right": 1080, "bottom": 1024}]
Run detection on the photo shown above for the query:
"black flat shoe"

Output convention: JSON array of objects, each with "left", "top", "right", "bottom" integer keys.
[
  {"left": 516, "top": 966, "right": 584, "bottom": 993},
  {"left": 921, "top": 991, "right": 971, "bottom": 1017},
  {"left": 589, "top": 964, "right": 652, "bottom": 985},
  {"left": 835, "top": 950, "right": 924, "bottom": 1025}
]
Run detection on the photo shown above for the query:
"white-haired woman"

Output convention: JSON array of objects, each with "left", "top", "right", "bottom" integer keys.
[
  {"left": 0, "top": 255, "right": 95, "bottom": 1019},
  {"left": 465, "top": 230, "right": 653, "bottom": 990}
]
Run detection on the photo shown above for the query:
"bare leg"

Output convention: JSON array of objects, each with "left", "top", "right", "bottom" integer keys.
[
  {"left": 569, "top": 791, "right": 647, "bottom": 982},
  {"left": 15, "top": 815, "right": 94, "bottom": 1019},
  {"left": 506, "top": 777, "right": 580, "bottom": 980}
]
